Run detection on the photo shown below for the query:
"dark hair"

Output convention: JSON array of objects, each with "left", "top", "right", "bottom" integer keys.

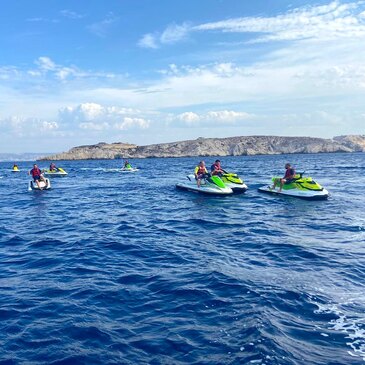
[{"left": 215, "top": 160, "right": 220, "bottom": 163}]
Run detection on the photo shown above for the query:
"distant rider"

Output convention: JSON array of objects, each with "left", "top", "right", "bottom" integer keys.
[
  {"left": 271, "top": 163, "right": 296, "bottom": 192},
  {"left": 124, "top": 160, "right": 132, "bottom": 169},
  {"left": 49, "top": 162, "right": 57, "bottom": 171},
  {"left": 29, "top": 164, "right": 46, "bottom": 189},
  {"left": 210, "top": 159, "right": 225, "bottom": 176},
  {"left": 194, "top": 161, "right": 209, "bottom": 188}
]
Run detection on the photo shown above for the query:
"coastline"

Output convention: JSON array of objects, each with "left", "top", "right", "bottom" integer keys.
[{"left": 40, "top": 135, "right": 365, "bottom": 161}]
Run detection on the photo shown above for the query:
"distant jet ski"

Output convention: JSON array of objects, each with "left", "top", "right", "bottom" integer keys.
[
  {"left": 43, "top": 167, "right": 68, "bottom": 176},
  {"left": 176, "top": 174, "right": 233, "bottom": 195},
  {"left": 12, "top": 167, "right": 20, "bottom": 172},
  {"left": 121, "top": 167, "right": 139, "bottom": 172},
  {"left": 220, "top": 172, "right": 248, "bottom": 194},
  {"left": 28, "top": 178, "right": 51, "bottom": 191},
  {"left": 258, "top": 173, "right": 329, "bottom": 200}
]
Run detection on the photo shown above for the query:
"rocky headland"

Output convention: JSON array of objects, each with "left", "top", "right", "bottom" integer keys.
[{"left": 41, "top": 135, "right": 365, "bottom": 160}]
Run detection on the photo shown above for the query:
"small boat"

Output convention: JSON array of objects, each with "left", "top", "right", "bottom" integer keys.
[
  {"left": 220, "top": 172, "right": 248, "bottom": 193},
  {"left": 28, "top": 178, "right": 51, "bottom": 191},
  {"left": 176, "top": 174, "right": 233, "bottom": 195},
  {"left": 43, "top": 167, "right": 68, "bottom": 177},
  {"left": 258, "top": 173, "right": 329, "bottom": 200}
]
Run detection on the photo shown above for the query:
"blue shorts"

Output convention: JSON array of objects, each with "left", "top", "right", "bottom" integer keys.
[{"left": 33, "top": 175, "right": 41, "bottom": 181}]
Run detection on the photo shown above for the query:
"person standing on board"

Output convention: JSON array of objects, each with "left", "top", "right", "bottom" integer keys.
[{"left": 271, "top": 163, "right": 296, "bottom": 192}]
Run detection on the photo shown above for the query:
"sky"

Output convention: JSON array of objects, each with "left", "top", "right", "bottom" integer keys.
[{"left": 1, "top": 0, "right": 365, "bottom": 153}]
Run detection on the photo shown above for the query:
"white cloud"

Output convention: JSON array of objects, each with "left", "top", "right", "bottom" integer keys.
[
  {"left": 87, "top": 13, "right": 118, "bottom": 37},
  {"left": 37, "top": 57, "right": 57, "bottom": 71},
  {"left": 141, "top": 1, "right": 365, "bottom": 48},
  {"left": 58, "top": 103, "right": 150, "bottom": 131},
  {"left": 160, "top": 23, "right": 190, "bottom": 44},
  {"left": 114, "top": 117, "right": 149, "bottom": 130},
  {"left": 60, "top": 10, "right": 85, "bottom": 19},
  {"left": 174, "top": 110, "right": 252, "bottom": 126},
  {"left": 138, "top": 33, "right": 159, "bottom": 49},
  {"left": 0, "top": 116, "right": 58, "bottom": 136},
  {"left": 177, "top": 112, "right": 200, "bottom": 124},
  {"left": 139, "top": 22, "right": 190, "bottom": 48}
]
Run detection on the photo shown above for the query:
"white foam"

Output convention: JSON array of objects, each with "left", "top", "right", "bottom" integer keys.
[{"left": 314, "top": 301, "right": 365, "bottom": 361}]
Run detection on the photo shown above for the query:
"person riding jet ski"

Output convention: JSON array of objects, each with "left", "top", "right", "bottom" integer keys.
[
  {"left": 194, "top": 161, "right": 209, "bottom": 188},
  {"left": 211, "top": 159, "right": 225, "bottom": 176},
  {"left": 271, "top": 163, "right": 296, "bottom": 192},
  {"left": 49, "top": 162, "right": 58, "bottom": 171},
  {"left": 124, "top": 160, "right": 132, "bottom": 169},
  {"left": 29, "top": 164, "right": 47, "bottom": 190}
]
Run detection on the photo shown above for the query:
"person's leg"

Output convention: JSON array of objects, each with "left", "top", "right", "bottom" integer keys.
[
  {"left": 278, "top": 178, "right": 285, "bottom": 192},
  {"left": 35, "top": 179, "right": 42, "bottom": 189},
  {"left": 271, "top": 178, "right": 278, "bottom": 190}
]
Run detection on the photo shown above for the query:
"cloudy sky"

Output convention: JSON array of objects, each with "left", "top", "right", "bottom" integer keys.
[{"left": 1, "top": 0, "right": 365, "bottom": 153}]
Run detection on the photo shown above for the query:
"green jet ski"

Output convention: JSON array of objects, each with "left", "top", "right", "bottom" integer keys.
[
  {"left": 220, "top": 172, "right": 248, "bottom": 193},
  {"left": 258, "top": 173, "right": 329, "bottom": 200},
  {"left": 43, "top": 167, "right": 68, "bottom": 177},
  {"left": 176, "top": 174, "right": 233, "bottom": 195}
]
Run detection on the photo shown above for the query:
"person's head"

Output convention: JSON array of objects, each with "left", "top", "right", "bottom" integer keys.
[
  {"left": 33, "top": 164, "right": 37, "bottom": 168},
  {"left": 199, "top": 161, "right": 205, "bottom": 166},
  {"left": 215, "top": 160, "right": 221, "bottom": 165},
  {"left": 285, "top": 163, "right": 291, "bottom": 169}
]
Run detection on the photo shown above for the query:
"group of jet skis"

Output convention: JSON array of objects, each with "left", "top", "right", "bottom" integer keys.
[
  {"left": 176, "top": 160, "right": 329, "bottom": 200},
  {"left": 12, "top": 163, "right": 68, "bottom": 191},
  {"left": 15, "top": 158, "right": 329, "bottom": 200},
  {"left": 13, "top": 160, "right": 138, "bottom": 191}
]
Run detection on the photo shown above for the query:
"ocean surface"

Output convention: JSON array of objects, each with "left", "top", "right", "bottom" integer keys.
[{"left": 0, "top": 153, "right": 364, "bottom": 365}]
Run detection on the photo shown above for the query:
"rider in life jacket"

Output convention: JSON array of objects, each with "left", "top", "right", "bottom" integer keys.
[
  {"left": 124, "top": 160, "right": 132, "bottom": 169},
  {"left": 194, "top": 161, "right": 209, "bottom": 187},
  {"left": 210, "top": 159, "right": 225, "bottom": 176},
  {"left": 29, "top": 164, "right": 46, "bottom": 189},
  {"left": 49, "top": 162, "right": 57, "bottom": 171},
  {"left": 271, "top": 163, "right": 296, "bottom": 192}
]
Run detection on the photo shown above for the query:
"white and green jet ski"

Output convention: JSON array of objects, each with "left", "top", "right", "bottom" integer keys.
[
  {"left": 121, "top": 167, "right": 139, "bottom": 172},
  {"left": 220, "top": 172, "right": 248, "bottom": 193},
  {"left": 28, "top": 178, "right": 51, "bottom": 191},
  {"left": 176, "top": 174, "right": 233, "bottom": 195},
  {"left": 258, "top": 173, "right": 329, "bottom": 200},
  {"left": 43, "top": 167, "right": 68, "bottom": 177}
]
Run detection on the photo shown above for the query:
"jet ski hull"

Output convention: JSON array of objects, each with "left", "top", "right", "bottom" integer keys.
[
  {"left": 176, "top": 175, "right": 233, "bottom": 195},
  {"left": 121, "top": 168, "right": 139, "bottom": 172},
  {"left": 258, "top": 185, "right": 329, "bottom": 200},
  {"left": 28, "top": 178, "right": 51, "bottom": 191},
  {"left": 220, "top": 173, "right": 248, "bottom": 193},
  {"left": 43, "top": 168, "right": 68, "bottom": 177},
  {"left": 176, "top": 182, "right": 233, "bottom": 195},
  {"left": 224, "top": 182, "right": 248, "bottom": 194}
]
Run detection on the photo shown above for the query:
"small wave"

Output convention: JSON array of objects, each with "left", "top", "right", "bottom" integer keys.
[{"left": 314, "top": 300, "right": 365, "bottom": 361}]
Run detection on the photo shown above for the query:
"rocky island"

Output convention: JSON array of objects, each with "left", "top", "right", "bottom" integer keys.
[{"left": 41, "top": 135, "right": 365, "bottom": 160}]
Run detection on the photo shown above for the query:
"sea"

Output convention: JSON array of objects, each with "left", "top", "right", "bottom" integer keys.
[{"left": 0, "top": 152, "right": 364, "bottom": 365}]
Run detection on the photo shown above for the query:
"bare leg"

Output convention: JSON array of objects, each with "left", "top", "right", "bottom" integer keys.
[
  {"left": 278, "top": 179, "right": 285, "bottom": 192},
  {"left": 271, "top": 178, "right": 279, "bottom": 190}
]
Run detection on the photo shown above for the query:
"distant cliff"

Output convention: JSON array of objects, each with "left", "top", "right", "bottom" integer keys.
[{"left": 41, "top": 135, "right": 365, "bottom": 160}]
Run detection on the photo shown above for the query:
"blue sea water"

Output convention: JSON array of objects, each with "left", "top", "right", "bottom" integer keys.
[{"left": 0, "top": 153, "right": 364, "bottom": 365}]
